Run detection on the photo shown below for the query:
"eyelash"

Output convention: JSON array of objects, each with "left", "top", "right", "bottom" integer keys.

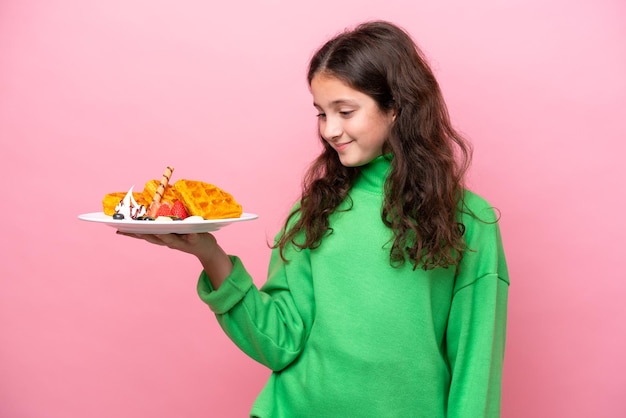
[{"left": 316, "top": 111, "right": 354, "bottom": 119}]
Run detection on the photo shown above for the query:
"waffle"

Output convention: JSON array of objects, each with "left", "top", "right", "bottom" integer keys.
[
  {"left": 102, "top": 192, "right": 148, "bottom": 216},
  {"left": 173, "top": 179, "right": 242, "bottom": 219},
  {"left": 141, "top": 180, "right": 179, "bottom": 204}
]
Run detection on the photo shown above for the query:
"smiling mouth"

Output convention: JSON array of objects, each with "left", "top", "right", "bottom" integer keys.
[{"left": 334, "top": 141, "right": 353, "bottom": 151}]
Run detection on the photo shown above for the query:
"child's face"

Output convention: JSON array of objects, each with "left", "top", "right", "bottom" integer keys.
[{"left": 310, "top": 74, "right": 395, "bottom": 167}]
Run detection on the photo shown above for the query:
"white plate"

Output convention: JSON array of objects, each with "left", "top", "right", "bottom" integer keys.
[{"left": 78, "top": 212, "right": 258, "bottom": 234}]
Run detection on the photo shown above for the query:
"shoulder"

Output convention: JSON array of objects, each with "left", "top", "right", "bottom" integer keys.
[
  {"left": 458, "top": 190, "right": 505, "bottom": 262},
  {"left": 460, "top": 190, "right": 499, "bottom": 224},
  {"left": 455, "top": 189, "right": 509, "bottom": 288}
]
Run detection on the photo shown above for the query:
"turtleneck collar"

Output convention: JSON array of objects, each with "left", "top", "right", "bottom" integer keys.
[{"left": 352, "top": 154, "right": 392, "bottom": 194}]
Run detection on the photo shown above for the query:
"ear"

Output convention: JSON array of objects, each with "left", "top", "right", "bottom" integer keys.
[{"left": 389, "top": 106, "right": 397, "bottom": 122}]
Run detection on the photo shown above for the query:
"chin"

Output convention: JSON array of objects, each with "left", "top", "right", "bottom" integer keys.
[
  {"left": 338, "top": 158, "right": 361, "bottom": 168},
  {"left": 338, "top": 155, "right": 377, "bottom": 168}
]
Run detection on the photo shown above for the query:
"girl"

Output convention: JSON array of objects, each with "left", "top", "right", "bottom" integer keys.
[{"left": 122, "top": 20, "right": 509, "bottom": 418}]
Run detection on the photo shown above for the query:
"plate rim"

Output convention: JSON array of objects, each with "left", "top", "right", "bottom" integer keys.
[
  {"left": 78, "top": 211, "right": 258, "bottom": 224},
  {"left": 77, "top": 211, "right": 258, "bottom": 234}
]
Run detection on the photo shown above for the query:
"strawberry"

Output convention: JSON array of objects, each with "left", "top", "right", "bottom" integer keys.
[
  {"left": 171, "top": 200, "right": 189, "bottom": 220},
  {"left": 155, "top": 202, "right": 172, "bottom": 217}
]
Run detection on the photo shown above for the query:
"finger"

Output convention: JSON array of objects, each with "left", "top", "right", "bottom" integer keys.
[
  {"left": 116, "top": 231, "right": 170, "bottom": 246},
  {"left": 116, "top": 231, "right": 141, "bottom": 239},
  {"left": 156, "top": 233, "right": 194, "bottom": 248}
]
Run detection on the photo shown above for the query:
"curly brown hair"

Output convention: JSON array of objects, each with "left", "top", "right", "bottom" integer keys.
[{"left": 275, "top": 21, "right": 472, "bottom": 270}]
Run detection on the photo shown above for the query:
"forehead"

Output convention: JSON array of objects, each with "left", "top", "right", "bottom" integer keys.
[{"left": 310, "top": 74, "right": 372, "bottom": 106}]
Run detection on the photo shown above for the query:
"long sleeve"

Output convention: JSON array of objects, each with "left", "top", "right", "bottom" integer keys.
[
  {"left": 196, "top": 246, "right": 314, "bottom": 371},
  {"left": 445, "top": 192, "right": 510, "bottom": 417},
  {"left": 446, "top": 273, "right": 509, "bottom": 417}
]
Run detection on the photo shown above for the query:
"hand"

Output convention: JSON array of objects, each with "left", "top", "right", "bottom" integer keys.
[
  {"left": 116, "top": 231, "right": 232, "bottom": 289},
  {"left": 116, "top": 231, "right": 218, "bottom": 259}
]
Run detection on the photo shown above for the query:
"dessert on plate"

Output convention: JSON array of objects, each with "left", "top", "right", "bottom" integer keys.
[{"left": 102, "top": 166, "right": 243, "bottom": 222}]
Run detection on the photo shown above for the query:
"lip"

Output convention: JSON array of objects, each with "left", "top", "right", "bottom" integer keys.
[{"left": 333, "top": 141, "right": 353, "bottom": 152}]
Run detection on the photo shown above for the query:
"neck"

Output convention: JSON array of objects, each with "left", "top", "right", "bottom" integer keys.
[{"left": 352, "top": 155, "right": 392, "bottom": 194}]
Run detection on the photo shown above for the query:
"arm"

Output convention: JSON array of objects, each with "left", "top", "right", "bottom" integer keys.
[
  {"left": 117, "top": 230, "right": 312, "bottom": 370},
  {"left": 116, "top": 231, "right": 232, "bottom": 289},
  {"left": 446, "top": 274, "right": 509, "bottom": 417},
  {"left": 446, "top": 192, "right": 510, "bottom": 417},
  {"left": 197, "top": 245, "right": 314, "bottom": 371}
]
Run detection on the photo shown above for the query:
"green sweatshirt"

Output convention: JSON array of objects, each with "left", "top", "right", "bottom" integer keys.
[{"left": 198, "top": 155, "right": 509, "bottom": 417}]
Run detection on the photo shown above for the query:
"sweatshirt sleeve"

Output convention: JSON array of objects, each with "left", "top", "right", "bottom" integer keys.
[
  {"left": 446, "top": 274, "right": 509, "bottom": 417},
  {"left": 446, "top": 192, "right": 510, "bottom": 417},
  {"left": 196, "top": 245, "right": 314, "bottom": 372}
]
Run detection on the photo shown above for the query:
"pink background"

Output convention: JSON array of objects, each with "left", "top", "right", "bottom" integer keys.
[{"left": 1, "top": 0, "right": 625, "bottom": 417}]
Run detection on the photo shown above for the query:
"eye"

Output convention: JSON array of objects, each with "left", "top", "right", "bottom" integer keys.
[
  {"left": 316, "top": 112, "right": 326, "bottom": 119},
  {"left": 339, "top": 110, "right": 354, "bottom": 118}
]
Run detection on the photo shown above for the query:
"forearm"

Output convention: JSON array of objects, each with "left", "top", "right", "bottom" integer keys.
[
  {"left": 196, "top": 244, "right": 233, "bottom": 290},
  {"left": 446, "top": 275, "right": 509, "bottom": 417},
  {"left": 197, "top": 255, "right": 308, "bottom": 370}
]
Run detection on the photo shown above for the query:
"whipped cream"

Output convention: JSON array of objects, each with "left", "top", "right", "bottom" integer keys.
[{"left": 114, "top": 186, "right": 147, "bottom": 220}]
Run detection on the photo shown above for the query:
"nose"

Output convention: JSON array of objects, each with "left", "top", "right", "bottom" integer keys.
[{"left": 320, "top": 115, "right": 342, "bottom": 142}]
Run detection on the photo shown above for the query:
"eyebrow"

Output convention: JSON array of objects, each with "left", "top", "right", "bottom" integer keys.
[{"left": 313, "top": 99, "right": 358, "bottom": 108}]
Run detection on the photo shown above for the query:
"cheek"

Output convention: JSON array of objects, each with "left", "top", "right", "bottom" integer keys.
[
  {"left": 316, "top": 119, "right": 323, "bottom": 135},
  {"left": 371, "top": 118, "right": 392, "bottom": 142}
]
